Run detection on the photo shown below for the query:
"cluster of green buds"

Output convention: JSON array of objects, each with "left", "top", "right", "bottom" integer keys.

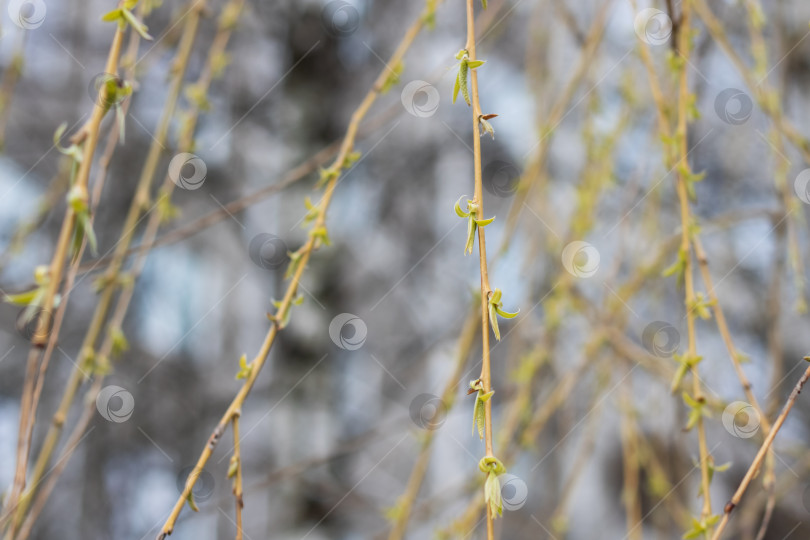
[
  {"left": 267, "top": 295, "right": 304, "bottom": 329},
  {"left": 670, "top": 352, "right": 702, "bottom": 393},
  {"left": 688, "top": 292, "right": 714, "bottom": 320},
  {"left": 681, "top": 391, "right": 710, "bottom": 431},
  {"left": 454, "top": 195, "right": 494, "bottom": 255},
  {"left": 380, "top": 61, "right": 404, "bottom": 94}
]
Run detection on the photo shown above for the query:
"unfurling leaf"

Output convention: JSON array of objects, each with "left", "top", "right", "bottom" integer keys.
[
  {"left": 316, "top": 167, "right": 339, "bottom": 188},
  {"left": 479, "top": 115, "right": 495, "bottom": 139},
  {"left": 310, "top": 225, "right": 331, "bottom": 248},
  {"left": 4, "top": 289, "right": 40, "bottom": 306},
  {"left": 469, "top": 379, "right": 495, "bottom": 440},
  {"left": 185, "top": 490, "right": 199, "bottom": 512},
  {"left": 454, "top": 195, "right": 471, "bottom": 218},
  {"left": 487, "top": 288, "right": 519, "bottom": 341},
  {"left": 478, "top": 456, "right": 506, "bottom": 519},
  {"left": 484, "top": 471, "right": 502, "bottom": 517},
  {"left": 285, "top": 249, "right": 304, "bottom": 280},
  {"left": 235, "top": 354, "right": 252, "bottom": 380}
]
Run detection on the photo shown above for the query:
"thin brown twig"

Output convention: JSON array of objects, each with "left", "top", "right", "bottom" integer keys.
[{"left": 711, "top": 362, "right": 810, "bottom": 540}]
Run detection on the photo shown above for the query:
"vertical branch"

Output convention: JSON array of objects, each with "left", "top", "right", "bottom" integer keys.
[
  {"left": 2, "top": 12, "right": 127, "bottom": 534},
  {"left": 231, "top": 413, "right": 244, "bottom": 540},
  {"left": 672, "top": 0, "right": 713, "bottom": 525},
  {"left": 8, "top": 4, "right": 199, "bottom": 533},
  {"left": 462, "top": 2, "right": 498, "bottom": 538},
  {"left": 619, "top": 384, "right": 642, "bottom": 540}
]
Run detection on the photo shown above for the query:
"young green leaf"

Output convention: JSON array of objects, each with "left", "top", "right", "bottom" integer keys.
[
  {"left": 185, "top": 491, "right": 199, "bottom": 512},
  {"left": 487, "top": 288, "right": 519, "bottom": 341},
  {"left": 235, "top": 354, "right": 252, "bottom": 380}
]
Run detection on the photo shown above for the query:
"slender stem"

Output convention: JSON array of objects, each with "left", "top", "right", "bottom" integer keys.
[
  {"left": 11, "top": 5, "right": 239, "bottom": 535},
  {"left": 619, "top": 382, "right": 642, "bottom": 540},
  {"left": 711, "top": 363, "right": 810, "bottom": 540},
  {"left": 232, "top": 414, "right": 244, "bottom": 540},
  {"left": 463, "top": 1, "right": 496, "bottom": 538},
  {"left": 1, "top": 16, "right": 126, "bottom": 535},
  {"left": 673, "top": 0, "right": 713, "bottom": 524},
  {"left": 387, "top": 310, "right": 478, "bottom": 540},
  {"left": 157, "top": 6, "right": 440, "bottom": 537},
  {"left": 14, "top": 377, "right": 104, "bottom": 540},
  {"left": 692, "top": 0, "right": 810, "bottom": 164},
  {"left": 9, "top": 5, "right": 202, "bottom": 532}
]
